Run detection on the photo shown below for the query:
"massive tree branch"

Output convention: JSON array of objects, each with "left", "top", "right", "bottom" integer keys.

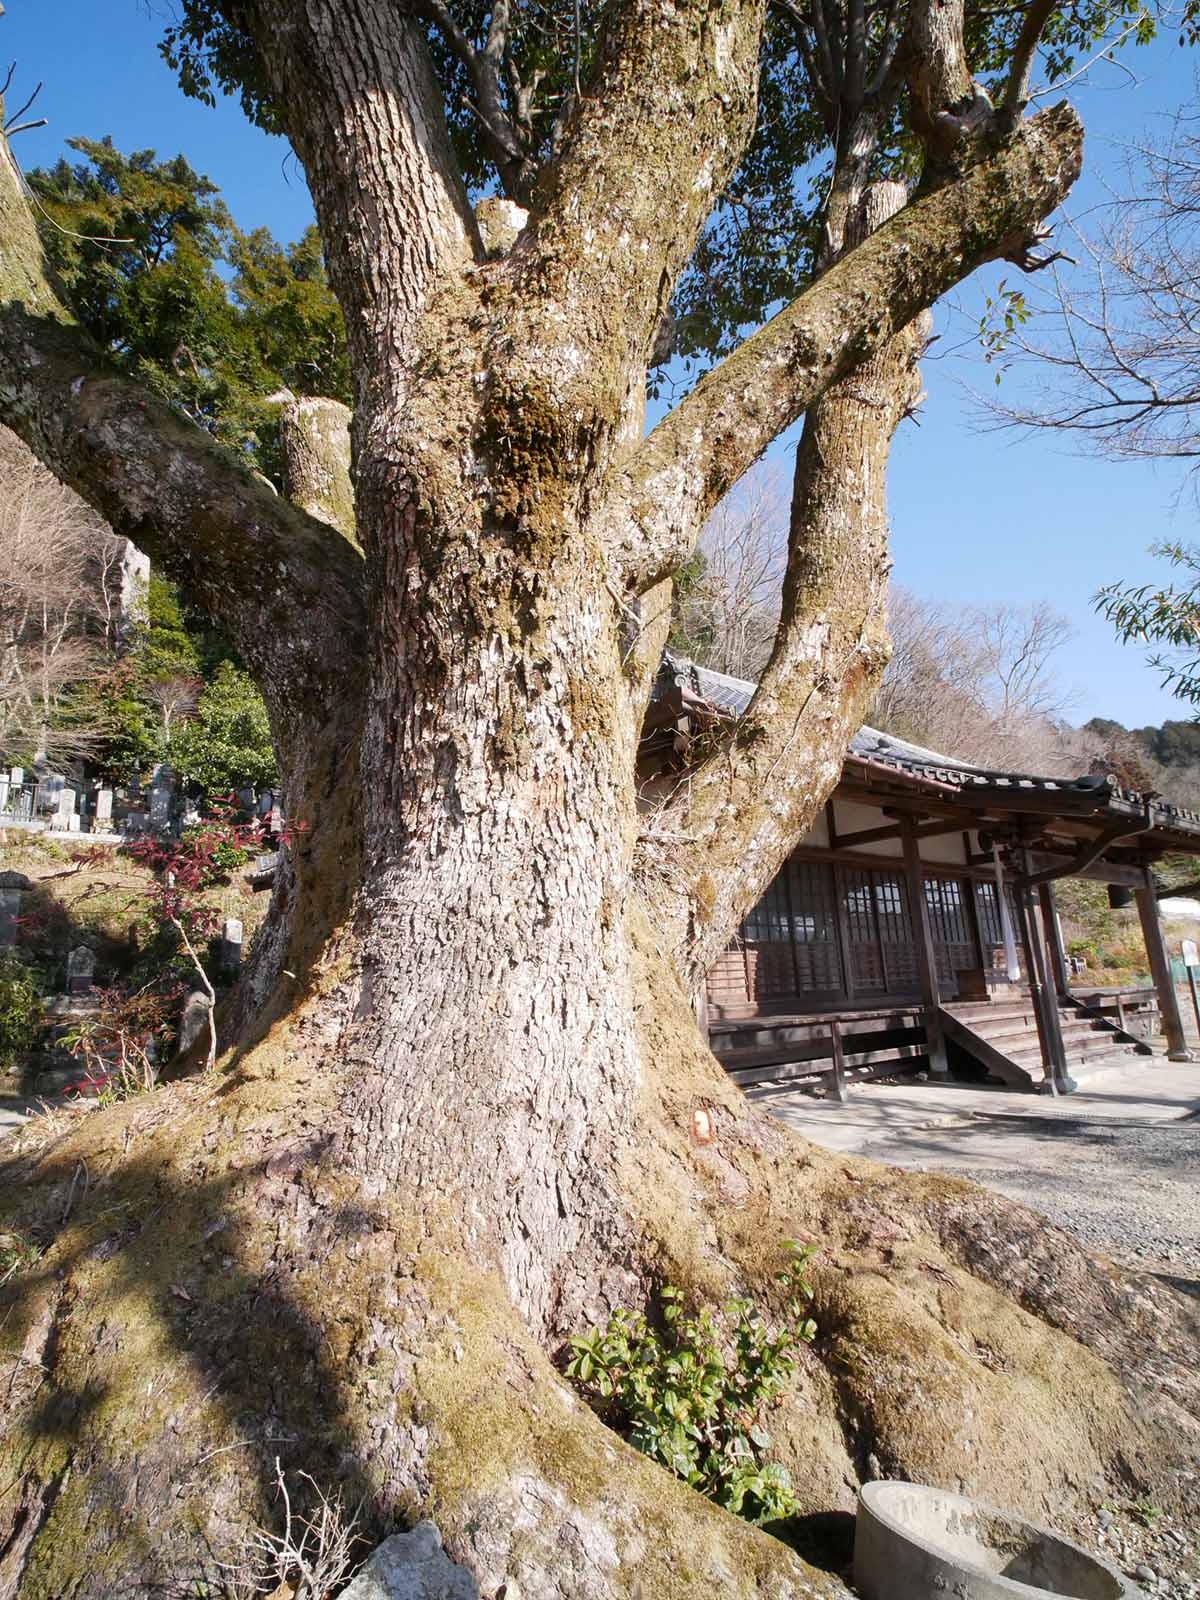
[
  {"left": 1001, "top": 0, "right": 1057, "bottom": 114},
  {"left": 520, "top": 0, "right": 764, "bottom": 384},
  {"left": 667, "top": 182, "right": 925, "bottom": 985},
  {"left": 905, "top": 0, "right": 993, "bottom": 164},
  {"left": 278, "top": 396, "right": 358, "bottom": 547},
  {"left": 0, "top": 129, "right": 366, "bottom": 737},
  {"left": 222, "top": 0, "right": 480, "bottom": 394},
  {"left": 607, "top": 100, "right": 1083, "bottom": 594}
]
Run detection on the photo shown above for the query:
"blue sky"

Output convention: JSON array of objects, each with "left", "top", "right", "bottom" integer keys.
[{"left": 2, "top": 0, "right": 1198, "bottom": 728}]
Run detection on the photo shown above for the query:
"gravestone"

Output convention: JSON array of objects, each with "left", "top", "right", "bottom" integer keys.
[
  {"left": 177, "top": 989, "right": 213, "bottom": 1057},
  {"left": 0, "top": 870, "right": 31, "bottom": 947},
  {"left": 123, "top": 809, "right": 149, "bottom": 837},
  {"left": 149, "top": 786, "right": 172, "bottom": 831},
  {"left": 94, "top": 789, "right": 113, "bottom": 827},
  {"left": 53, "top": 786, "right": 76, "bottom": 831},
  {"left": 9, "top": 767, "right": 23, "bottom": 786},
  {"left": 249, "top": 850, "right": 281, "bottom": 886},
  {"left": 67, "top": 946, "right": 95, "bottom": 995},
  {"left": 0, "top": 775, "right": 9, "bottom": 814},
  {"left": 220, "top": 918, "right": 243, "bottom": 974}
]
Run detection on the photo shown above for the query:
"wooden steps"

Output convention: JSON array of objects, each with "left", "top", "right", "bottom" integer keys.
[{"left": 940, "top": 995, "right": 1142, "bottom": 1091}]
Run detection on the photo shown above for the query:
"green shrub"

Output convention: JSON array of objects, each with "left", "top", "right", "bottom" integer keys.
[
  {"left": 566, "top": 1243, "right": 817, "bottom": 1525},
  {"left": 0, "top": 953, "right": 43, "bottom": 1070}
]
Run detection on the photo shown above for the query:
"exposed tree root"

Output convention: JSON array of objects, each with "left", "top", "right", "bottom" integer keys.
[{"left": 0, "top": 926, "right": 1196, "bottom": 1598}]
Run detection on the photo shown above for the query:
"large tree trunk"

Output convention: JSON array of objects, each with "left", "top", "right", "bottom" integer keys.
[
  {"left": 3, "top": 859, "right": 1198, "bottom": 1597},
  {"left": 1, "top": 13, "right": 1197, "bottom": 1593},
  {"left": 3, "top": 367, "right": 1199, "bottom": 1592}
]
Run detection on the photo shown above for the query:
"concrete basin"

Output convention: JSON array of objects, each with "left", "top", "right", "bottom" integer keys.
[{"left": 854, "top": 1481, "right": 1143, "bottom": 1600}]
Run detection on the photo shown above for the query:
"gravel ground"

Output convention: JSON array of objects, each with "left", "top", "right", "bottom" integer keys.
[
  {"left": 1086, "top": 1496, "right": 1199, "bottom": 1598},
  {"left": 862, "top": 1109, "right": 1200, "bottom": 1280},
  {"left": 856, "top": 1109, "right": 1200, "bottom": 1594}
]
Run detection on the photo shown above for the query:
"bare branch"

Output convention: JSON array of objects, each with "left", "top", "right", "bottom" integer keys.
[
  {"left": 2, "top": 79, "right": 42, "bottom": 135},
  {"left": 988, "top": 104, "right": 1200, "bottom": 475}
]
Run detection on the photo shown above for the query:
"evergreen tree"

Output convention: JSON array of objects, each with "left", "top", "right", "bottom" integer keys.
[
  {"left": 27, "top": 137, "right": 349, "bottom": 480},
  {"left": 172, "top": 660, "right": 278, "bottom": 793}
]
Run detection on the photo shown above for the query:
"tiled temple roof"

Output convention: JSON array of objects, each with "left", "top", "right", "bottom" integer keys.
[{"left": 655, "top": 653, "right": 1200, "bottom": 840}]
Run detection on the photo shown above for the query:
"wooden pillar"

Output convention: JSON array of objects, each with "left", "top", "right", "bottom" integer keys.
[
  {"left": 965, "top": 873, "right": 986, "bottom": 973},
  {"left": 1016, "top": 851, "right": 1074, "bottom": 1094},
  {"left": 1135, "top": 869, "right": 1193, "bottom": 1061},
  {"left": 991, "top": 844, "right": 1021, "bottom": 982},
  {"left": 902, "top": 817, "right": 948, "bottom": 1076},
  {"left": 1038, "top": 880, "right": 1072, "bottom": 999}
]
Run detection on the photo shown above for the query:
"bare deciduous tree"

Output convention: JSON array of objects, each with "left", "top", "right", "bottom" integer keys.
[
  {"left": 993, "top": 99, "right": 1200, "bottom": 465},
  {"left": 145, "top": 671, "right": 203, "bottom": 743},
  {"left": 873, "top": 586, "right": 1078, "bottom": 769},
  {"left": 0, "top": 424, "right": 124, "bottom": 765},
  {"left": 670, "top": 469, "right": 786, "bottom": 679}
]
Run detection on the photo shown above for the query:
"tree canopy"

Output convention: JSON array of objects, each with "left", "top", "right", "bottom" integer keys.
[
  {"left": 27, "top": 136, "right": 349, "bottom": 481},
  {"left": 158, "top": 0, "right": 1152, "bottom": 372}
]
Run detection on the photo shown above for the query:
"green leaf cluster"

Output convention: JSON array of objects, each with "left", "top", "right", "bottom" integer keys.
[
  {"left": 70, "top": 575, "right": 275, "bottom": 794},
  {"left": 0, "top": 952, "right": 45, "bottom": 1071},
  {"left": 157, "top": 0, "right": 1158, "bottom": 375},
  {"left": 27, "top": 136, "right": 349, "bottom": 482},
  {"left": 172, "top": 661, "right": 278, "bottom": 794},
  {"left": 1096, "top": 541, "right": 1200, "bottom": 710},
  {"left": 566, "top": 1243, "right": 818, "bottom": 1526}
]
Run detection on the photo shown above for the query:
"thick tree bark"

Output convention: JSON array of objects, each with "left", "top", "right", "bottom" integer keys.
[
  {"left": 1, "top": 16, "right": 1195, "bottom": 1596},
  {"left": 279, "top": 396, "right": 358, "bottom": 545}
]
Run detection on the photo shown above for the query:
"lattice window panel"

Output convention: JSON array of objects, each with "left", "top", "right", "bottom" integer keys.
[
  {"left": 924, "top": 876, "right": 976, "bottom": 986},
  {"left": 974, "top": 879, "right": 1021, "bottom": 974},
  {"left": 873, "top": 872, "right": 919, "bottom": 991},
  {"left": 842, "top": 868, "right": 886, "bottom": 995},
  {"left": 976, "top": 880, "right": 1003, "bottom": 949},
  {"left": 789, "top": 859, "right": 843, "bottom": 996}
]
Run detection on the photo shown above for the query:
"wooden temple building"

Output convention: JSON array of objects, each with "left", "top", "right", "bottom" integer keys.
[{"left": 644, "top": 655, "right": 1200, "bottom": 1098}]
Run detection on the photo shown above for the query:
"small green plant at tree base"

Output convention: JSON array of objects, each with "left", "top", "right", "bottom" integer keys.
[{"left": 566, "top": 1242, "right": 818, "bottom": 1525}]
